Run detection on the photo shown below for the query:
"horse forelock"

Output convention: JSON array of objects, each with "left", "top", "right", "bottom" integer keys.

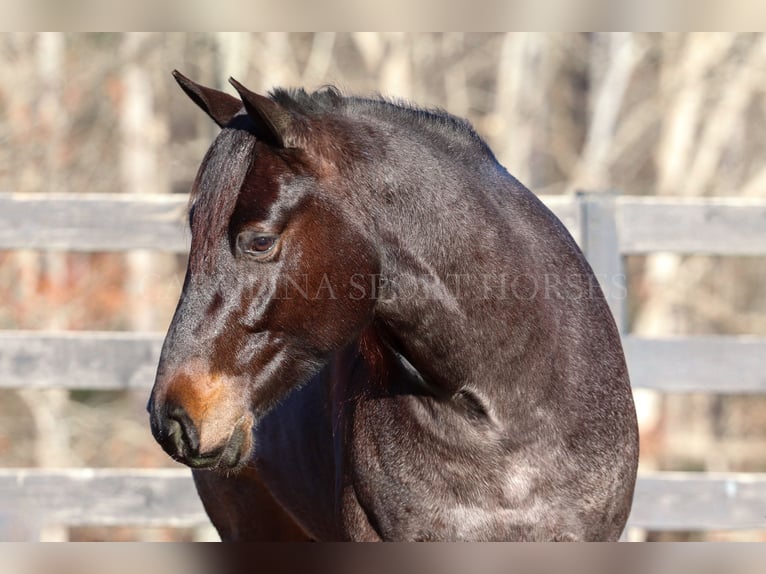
[{"left": 189, "top": 126, "right": 256, "bottom": 273}]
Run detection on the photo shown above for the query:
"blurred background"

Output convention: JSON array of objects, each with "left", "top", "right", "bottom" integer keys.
[{"left": 2, "top": 32, "right": 766, "bottom": 541}]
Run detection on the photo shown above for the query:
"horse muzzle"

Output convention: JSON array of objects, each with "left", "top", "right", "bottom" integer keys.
[
  {"left": 150, "top": 401, "right": 254, "bottom": 470},
  {"left": 148, "top": 360, "right": 255, "bottom": 470}
]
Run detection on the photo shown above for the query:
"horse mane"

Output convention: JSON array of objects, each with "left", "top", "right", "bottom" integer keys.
[{"left": 269, "top": 86, "right": 498, "bottom": 161}]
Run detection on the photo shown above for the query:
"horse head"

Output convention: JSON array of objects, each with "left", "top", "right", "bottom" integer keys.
[{"left": 148, "top": 72, "right": 380, "bottom": 470}]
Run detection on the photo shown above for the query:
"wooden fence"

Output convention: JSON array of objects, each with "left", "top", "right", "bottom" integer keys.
[{"left": 2, "top": 191, "right": 766, "bottom": 540}]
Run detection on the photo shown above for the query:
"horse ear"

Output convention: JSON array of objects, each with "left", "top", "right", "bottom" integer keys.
[
  {"left": 172, "top": 70, "right": 243, "bottom": 128},
  {"left": 228, "top": 78, "right": 295, "bottom": 148}
]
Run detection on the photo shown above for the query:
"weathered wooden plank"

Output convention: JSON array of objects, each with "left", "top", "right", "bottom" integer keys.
[
  {"left": 0, "top": 331, "right": 164, "bottom": 390},
  {"left": 0, "top": 193, "right": 581, "bottom": 254},
  {"left": 629, "top": 471, "right": 766, "bottom": 531},
  {"left": 2, "top": 331, "right": 765, "bottom": 393},
  {"left": 3, "top": 193, "right": 766, "bottom": 256},
  {"left": 0, "top": 468, "right": 207, "bottom": 529},
  {"left": 0, "top": 468, "right": 765, "bottom": 532},
  {"left": 617, "top": 197, "right": 766, "bottom": 255},
  {"left": 623, "top": 335, "right": 766, "bottom": 393},
  {"left": 0, "top": 193, "right": 190, "bottom": 252}
]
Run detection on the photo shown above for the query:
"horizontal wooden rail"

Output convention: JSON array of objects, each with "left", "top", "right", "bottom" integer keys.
[
  {"left": 4, "top": 193, "right": 766, "bottom": 255},
  {"left": 0, "top": 331, "right": 164, "bottom": 390},
  {"left": 622, "top": 335, "right": 766, "bottom": 393},
  {"left": 0, "top": 193, "right": 582, "bottom": 253},
  {"left": 0, "top": 468, "right": 206, "bottom": 529},
  {"left": 2, "top": 331, "right": 764, "bottom": 393},
  {"left": 0, "top": 193, "right": 190, "bottom": 253},
  {"left": 629, "top": 471, "right": 766, "bottom": 531},
  {"left": 616, "top": 197, "right": 766, "bottom": 255},
  {"left": 0, "top": 468, "right": 764, "bottom": 533}
]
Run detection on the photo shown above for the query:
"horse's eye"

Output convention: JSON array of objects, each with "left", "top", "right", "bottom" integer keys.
[{"left": 237, "top": 232, "right": 278, "bottom": 258}]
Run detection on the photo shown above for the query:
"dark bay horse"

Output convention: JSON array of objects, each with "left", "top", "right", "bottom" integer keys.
[{"left": 148, "top": 70, "right": 639, "bottom": 541}]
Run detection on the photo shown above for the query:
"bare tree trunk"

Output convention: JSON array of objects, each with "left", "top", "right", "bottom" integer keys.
[
  {"left": 379, "top": 33, "right": 412, "bottom": 99},
  {"left": 16, "top": 32, "right": 72, "bottom": 542},
  {"left": 636, "top": 34, "right": 738, "bottom": 339},
  {"left": 119, "top": 40, "right": 181, "bottom": 541},
  {"left": 37, "top": 32, "right": 69, "bottom": 330},
  {"left": 493, "top": 33, "right": 546, "bottom": 185},
  {"left": 17, "top": 32, "right": 72, "bottom": 469},
  {"left": 120, "top": 33, "right": 164, "bottom": 333},
  {"left": 442, "top": 33, "right": 470, "bottom": 119},
  {"left": 9, "top": 34, "right": 43, "bottom": 304},
  {"left": 571, "top": 33, "right": 641, "bottom": 191},
  {"left": 301, "top": 33, "right": 336, "bottom": 87},
  {"left": 215, "top": 32, "right": 251, "bottom": 89},
  {"left": 352, "top": 32, "right": 385, "bottom": 73},
  {"left": 256, "top": 33, "right": 295, "bottom": 91},
  {"left": 682, "top": 36, "right": 766, "bottom": 197},
  {"left": 656, "top": 34, "right": 736, "bottom": 197}
]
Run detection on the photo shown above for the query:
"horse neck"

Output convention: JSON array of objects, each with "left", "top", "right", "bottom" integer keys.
[{"left": 367, "top": 172, "right": 563, "bottom": 409}]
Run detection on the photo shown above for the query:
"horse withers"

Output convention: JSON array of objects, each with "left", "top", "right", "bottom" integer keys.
[{"left": 147, "top": 71, "right": 639, "bottom": 541}]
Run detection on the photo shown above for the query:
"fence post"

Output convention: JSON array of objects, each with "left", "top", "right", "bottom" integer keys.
[
  {"left": 578, "top": 191, "right": 646, "bottom": 541},
  {"left": 577, "top": 190, "right": 626, "bottom": 333}
]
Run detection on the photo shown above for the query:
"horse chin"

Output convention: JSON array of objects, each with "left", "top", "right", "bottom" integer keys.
[{"left": 183, "top": 414, "right": 255, "bottom": 473}]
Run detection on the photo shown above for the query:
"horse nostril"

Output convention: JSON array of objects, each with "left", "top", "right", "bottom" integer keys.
[{"left": 167, "top": 404, "right": 200, "bottom": 456}]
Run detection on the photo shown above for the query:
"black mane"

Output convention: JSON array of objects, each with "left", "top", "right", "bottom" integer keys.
[{"left": 269, "top": 86, "right": 497, "bottom": 161}]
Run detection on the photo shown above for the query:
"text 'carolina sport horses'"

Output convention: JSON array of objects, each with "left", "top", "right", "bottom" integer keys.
[{"left": 147, "top": 71, "right": 639, "bottom": 541}]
